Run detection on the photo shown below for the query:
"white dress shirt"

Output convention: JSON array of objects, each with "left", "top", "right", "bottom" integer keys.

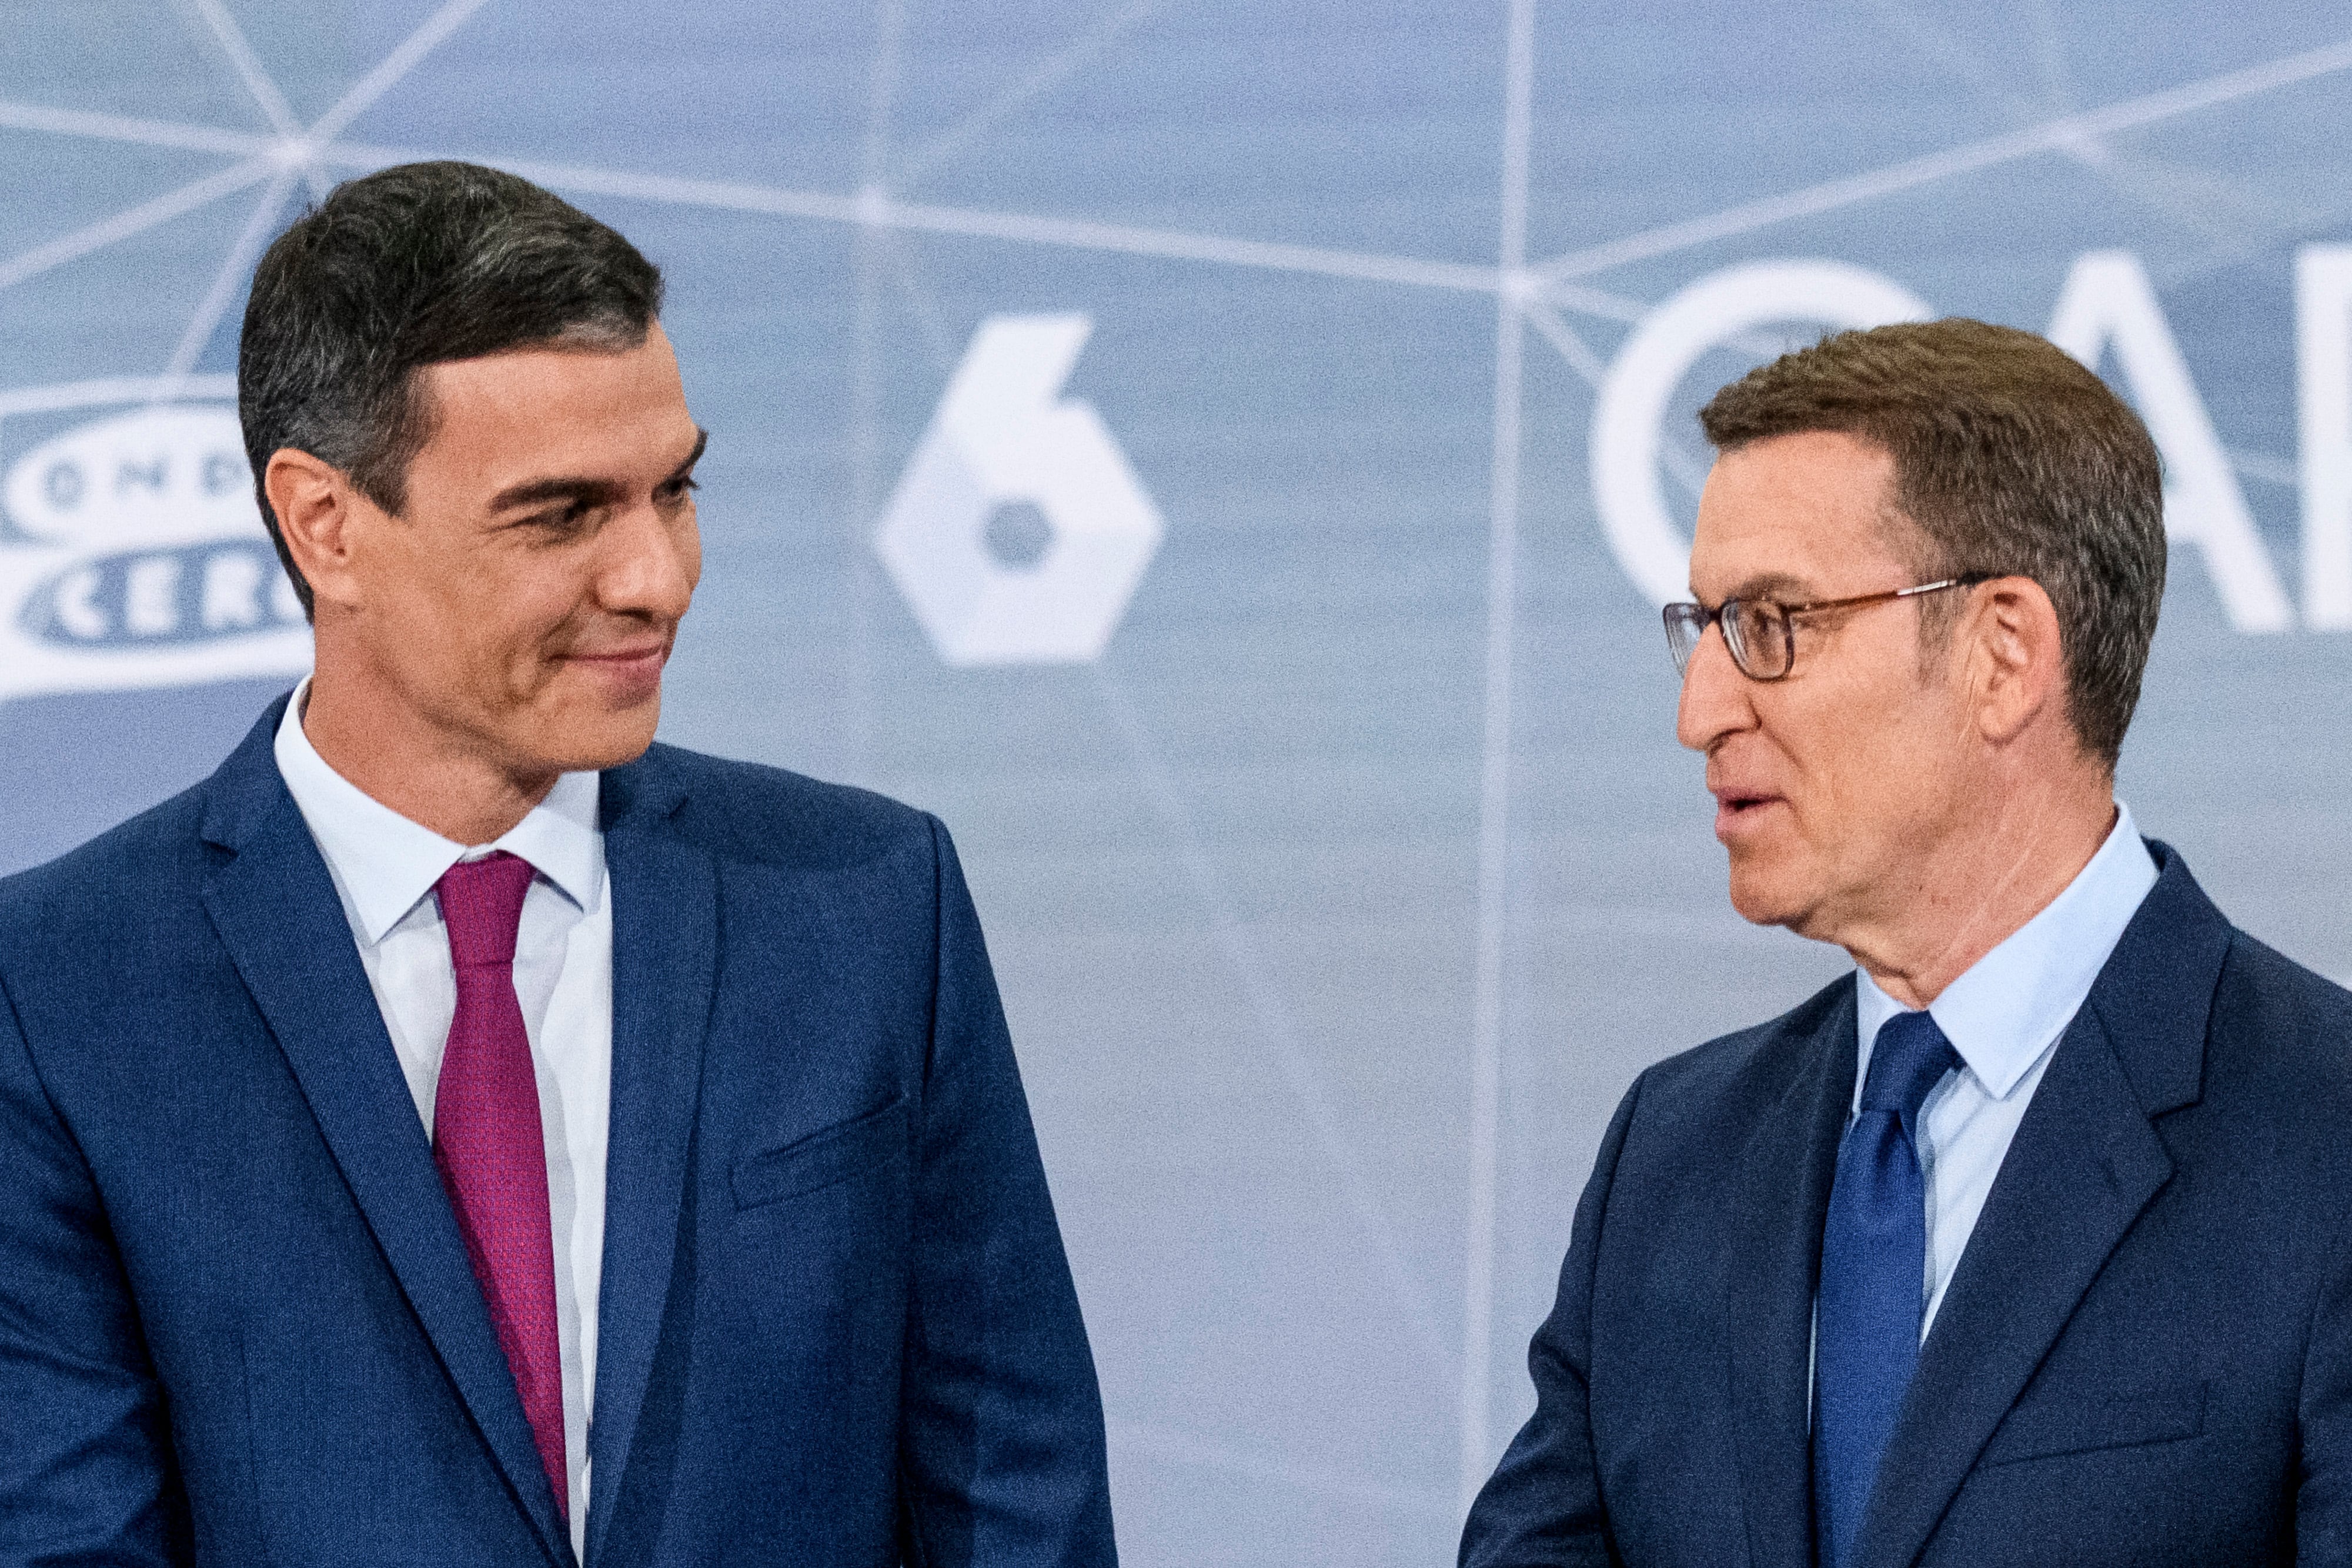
[
  {"left": 275, "top": 682, "right": 610, "bottom": 1559},
  {"left": 1852, "top": 803, "right": 2159, "bottom": 1339}
]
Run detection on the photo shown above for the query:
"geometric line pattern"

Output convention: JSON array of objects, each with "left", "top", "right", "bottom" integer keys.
[{"left": 7, "top": 6, "right": 2351, "bottom": 1555}]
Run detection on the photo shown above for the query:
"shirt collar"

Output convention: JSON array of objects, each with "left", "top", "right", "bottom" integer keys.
[
  {"left": 1854, "top": 803, "right": 2160, "bottom": 1102},
  {"left": 273, "top": 678, "right": 604, "bottom": 946}
]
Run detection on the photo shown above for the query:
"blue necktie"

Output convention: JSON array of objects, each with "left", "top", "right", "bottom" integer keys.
[{"left": 1812, "top": 1010, "right": 1959, "bottom": 1568}]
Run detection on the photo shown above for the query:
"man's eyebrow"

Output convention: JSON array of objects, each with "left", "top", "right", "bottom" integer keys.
[
  {"left": 1690, "top": 570, "right": 1812, "bottom": 606},
  {"left": 488, "top": 428, "right": 710, "bottom": 513},
  {"left": 665, "top": 428, "right": 710, "bottom": 484}
]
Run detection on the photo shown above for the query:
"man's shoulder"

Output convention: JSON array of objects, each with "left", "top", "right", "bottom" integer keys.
[
  {"left": 2206, "top": 927, "right": 2352, "bottom": 1096},
  {"left": 2216, "top": 925, "right": 2352, "bottom": 1022},
  {"left": 0, "top": 779, "right": 217, "bottom": 957},
  {"left": 627, "top": 743, "right": 944, "bottom": 874},
  {"left": 1628, "top": 972, "right": 1855, "bottom": 1128},
  {"left": 2112, "top": 842, "right": 2352, "bottom": 1099}
]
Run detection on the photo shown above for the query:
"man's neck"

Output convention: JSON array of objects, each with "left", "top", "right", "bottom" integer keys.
[
  {"left": 1843, "top": 777, "right": 2120, "bottom": 1011},
  {"left": 301, "top": 667, "right": 559, "bottom": 847}
]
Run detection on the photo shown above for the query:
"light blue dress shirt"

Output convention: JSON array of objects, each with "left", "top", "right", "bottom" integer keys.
[{"left": 1852, "top": 803, "right": 2159, "bottom": 1338}]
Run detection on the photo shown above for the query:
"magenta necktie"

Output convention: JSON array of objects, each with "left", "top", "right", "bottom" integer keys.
[{"left": 432, "top": 851, "right": 567, "bottom": 1520}]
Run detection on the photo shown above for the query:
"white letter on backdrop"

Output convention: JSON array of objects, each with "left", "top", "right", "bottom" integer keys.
[
  {"left": 1591, "top": 260, "right": 1932, "bottom": 607},
  {"left": 2046, "top": 250, "right": 2293, "bottom": 633},
  {"left": 2298, "top": 245, "right": 2352, "bottom": 630}
]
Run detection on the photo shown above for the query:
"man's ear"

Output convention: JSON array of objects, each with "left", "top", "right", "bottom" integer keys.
[
  {"left": 1965, "top": 576, "right": 2066, "bottom": 747},
  {"left": 263, "top": 449, "right": 369, "bottom": 614}
]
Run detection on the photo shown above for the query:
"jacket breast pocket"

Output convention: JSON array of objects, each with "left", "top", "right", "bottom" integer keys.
[
  {"left": 1979, "top": 1382, "right": 2206, "bottom": 1467},
  {"left": 731, "top": 1097, "right": 908, "bottom": 1211}
]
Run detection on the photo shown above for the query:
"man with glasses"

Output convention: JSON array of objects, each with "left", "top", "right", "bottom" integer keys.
[{"left": 1461, "top": 319, "right": 2352, "bottom": 1567}]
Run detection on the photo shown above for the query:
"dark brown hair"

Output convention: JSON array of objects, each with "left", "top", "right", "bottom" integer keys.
[
  {"left": 238, "top": 161, "right": 664, "bottom": 618},
  {"left": 1698, "top": 317, "right": 2164, "bottom": 768}
]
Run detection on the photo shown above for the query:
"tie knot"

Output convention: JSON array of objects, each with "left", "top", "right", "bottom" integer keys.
[
  {"left": 435, "top": 851, "right": 536, "bottom": 968},
  {"left": 1861, "top": 1009, "right": 1959, "bottom": 1123}
]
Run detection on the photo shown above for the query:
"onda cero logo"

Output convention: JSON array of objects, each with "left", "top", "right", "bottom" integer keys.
[{"left": 0, "top": 383, "right": 311, "bottom": 703}]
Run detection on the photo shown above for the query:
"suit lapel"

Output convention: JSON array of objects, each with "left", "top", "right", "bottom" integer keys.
[
  {"left": 585, "top": 753, "right": 716, "bottom": 1568},
  {"left": 1849, "top": 843, "right": 2223, "bottom": 1568},
  {"left": 198, "top": 703, "right": 570, "bottom": 1566},
  {"left": 1727, "top": 981, "right": 1859, "bottom": 1568}
]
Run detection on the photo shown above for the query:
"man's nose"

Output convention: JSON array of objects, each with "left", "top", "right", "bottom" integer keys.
[
  {"left": 597, "top": 501, "right": 699, "bottom": 620},
  {"left": 1675, "top": 621, "right": 1756, "bottom": 753}
]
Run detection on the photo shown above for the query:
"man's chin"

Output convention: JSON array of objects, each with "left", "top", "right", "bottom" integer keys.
[
  {"left": 526, "top": 698, "right": 662, "bottom": 775},
  {"left": 1723, "top": 854, "right": 1812, "bottom": 932}
]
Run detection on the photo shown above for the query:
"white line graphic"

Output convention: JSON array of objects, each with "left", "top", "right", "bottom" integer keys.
[
  {"left": 0, "top": 99, "right": 278, "bottom": 159},
  {"left": 1531, "top": 32, "right": 2352, "bottom": 284},
  {"left": 894, "top": 0, "right": 1171, "bottom": 188},
  {"left": 178, "top": 0, "right": 329, "bottom": 198},
  {"left": 0, "top": 376, "right": 236, "bottom": 419},
  {"left": 1095, "top": 663, "right": 1456, "bottom": 1375},
  {"left": 1459, "top": 0, "right": 1538, "bottom": 1515},
  {"left": 306, "top": 0, "right": 499, "bottom": 149},
  {"left": 0, "top": 159, "right": 276, "bottom": 293},
  {"left": 1522, "top": 295, "right": 1612, "bottom": 386},
  {"left": 840, "top": 0, "right": 908, "bottom": 788},
  {"left": 156, "top": 172, "right": 296, "bottom": 394},
  {"left": 316, "top": 141, "right": 1508, "bottom": 296},
  {"left": 1861, "top": 0, "right": 2297, "bottom": 258}
]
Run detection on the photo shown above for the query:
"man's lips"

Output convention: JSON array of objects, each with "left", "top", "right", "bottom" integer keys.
[
  {"left": 564, "top": 641, "right": 669, "bottom": 668},
  {"left": 1709, "top": 788, "right": 1785, "bottom": 840},
  {"left": 1712, "top": 789, "right": 1778, "bottom": 810},
  {"left": 562, "top": 640, "right": 671, "bottom": 700}
]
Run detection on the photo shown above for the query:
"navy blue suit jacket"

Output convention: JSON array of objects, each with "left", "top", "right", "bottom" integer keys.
[
  {"left": 0, "top": 699, "right": 1116, "bottom": 1567},
  {"left": 1462, "top": 844, "right": 2352, "bottom": 1567}
]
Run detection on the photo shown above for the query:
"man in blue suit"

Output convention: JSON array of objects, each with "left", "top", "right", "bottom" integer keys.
[
  {"left": 1461, "top": 320, "right": 2352, "bottom": 1566},
  {"left": 0, "top": 162, "right": 1115, "bottom": 1567}
]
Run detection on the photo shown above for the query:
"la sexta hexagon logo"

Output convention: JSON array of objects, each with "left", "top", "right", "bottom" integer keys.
[
  {"left": 0, "top": 382, "right": 310, "bottom": 703},
  {"left": 876, "top": 315, "right": 1164, "bottom": 666}
]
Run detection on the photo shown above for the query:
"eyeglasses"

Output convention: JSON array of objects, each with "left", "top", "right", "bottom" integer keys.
[{"left": 1663, "top": 576, "right": 1992, "bottom": 682}]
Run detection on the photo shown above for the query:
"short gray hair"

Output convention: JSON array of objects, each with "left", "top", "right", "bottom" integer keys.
[{"left": 1698, "top": 318, "right": 2166, "bottom": 768}]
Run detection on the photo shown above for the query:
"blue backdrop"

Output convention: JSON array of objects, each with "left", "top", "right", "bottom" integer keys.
[{"left": 6, "top": 4, "right": 2351, "bottom": 1562}]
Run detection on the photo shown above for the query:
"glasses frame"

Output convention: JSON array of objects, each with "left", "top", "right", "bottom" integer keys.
[{"left": 1663, "top": 574, "right": 1994, "bottom": 682}]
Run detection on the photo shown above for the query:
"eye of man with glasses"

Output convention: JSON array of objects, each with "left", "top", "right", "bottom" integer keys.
[{"left": 1663, "top": 575, "right": 1993, "bottom": 681}]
